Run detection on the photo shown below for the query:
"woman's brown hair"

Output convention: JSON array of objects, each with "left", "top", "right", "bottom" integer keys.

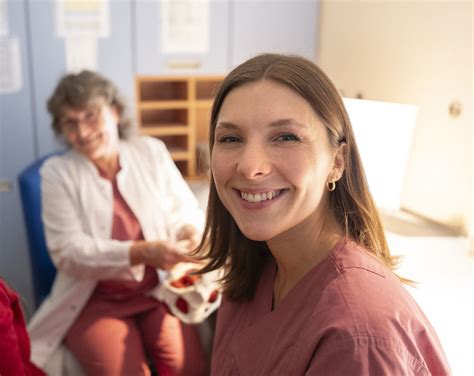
[
  {"left": 47, "top": 70, "right": 133, "bottom": 139},
  {"left": 197, "top": 53, "right": 403, "bottom": 301}
]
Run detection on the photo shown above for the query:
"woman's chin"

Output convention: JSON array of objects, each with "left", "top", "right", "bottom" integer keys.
[
  {"left": 80, "top": 149, "right": 101, "bottom": 162},
  {"left": 79, "top": 143, "right": 108, "bottom": 162},
  {"left": 237, "top": 224, "right": 274, "bottom": 242}
]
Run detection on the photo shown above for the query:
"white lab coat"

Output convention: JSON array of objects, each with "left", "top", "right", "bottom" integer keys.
[{"left": 28, "top": 136, "right": 204, "bottom": 375}]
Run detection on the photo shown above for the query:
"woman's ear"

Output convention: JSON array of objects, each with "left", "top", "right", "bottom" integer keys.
[
  {"left": 106, "top": 105, "right": 122, "bottom": 129},
  {"left": 332, "top": 142, "right": 347, "bottom": 182},
  {"left": 110, "top": 104, "right": 120, "bottom": 120}
]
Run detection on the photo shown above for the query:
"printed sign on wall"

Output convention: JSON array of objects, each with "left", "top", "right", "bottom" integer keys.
[
  {"left": 0, "top": 0, "right": 8, "bottom": 37},
  {"left": 160, "top": 0, "right": 209, "bottom": 54},
  {"left": 0, "top": 1, "right": 22, "bottom": 93},
  {"left": 0, "top": 38, "right": 22, "bottom": 93},
  {"left": 56, "top": 0, "right": 110, "bottom": 72}
]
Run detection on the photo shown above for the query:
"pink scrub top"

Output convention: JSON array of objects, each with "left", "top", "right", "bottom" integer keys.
[
  {"left": 94, "top": 170, "right": 158, "bottom": 298},
  {"left": 211, "top": 239, "right": 451, "bottom": 375}
]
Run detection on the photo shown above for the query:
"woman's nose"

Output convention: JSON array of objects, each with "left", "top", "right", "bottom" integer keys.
[
  {"left": 77, "top": 122, "right": 91, "bottom": 138},
  {"left": 236, "top": 143, "right": 271, "bottom": 180}
]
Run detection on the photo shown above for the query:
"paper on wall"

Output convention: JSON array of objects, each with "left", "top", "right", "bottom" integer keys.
[
  {"left": 56, "top": 0, "right": 109, "bottom": 73},
  {"left": 0, "top": 0, "right": 9, "bottom": 37},
  {"left": 65, "top": 38, "right": 97, "bottom": 72},
  {"left": 160, "top": 0, "right": 209, "bottom": 54},
  {"left": 0, "top": 37, "right": 22, "bottom": 93},
  {"left": 56, "top": 0, "right": 109, "bottom": 38}
]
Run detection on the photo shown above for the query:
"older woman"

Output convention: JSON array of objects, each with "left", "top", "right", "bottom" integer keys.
[
  {"left": 197, "top": 54, "right": 451, "bottom": 375},
  {"left": 28, "top": 71, "right": 206, "bottom": 375}
]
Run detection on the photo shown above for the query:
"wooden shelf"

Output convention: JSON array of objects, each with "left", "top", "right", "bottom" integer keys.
[
  {"left": 195, "top": 77, "right": 222, "bottom": 100},
  {"left": 140, "top": 126, "right": 189, "bottom": 136},
  {"left": 138, "top": 79, "right": 188, "bottom": 101},
  {"left": 194, "top": 100, "right": 214, "bottom": 108},
  {"left": 136, "top": 75, "right": 223, "bottom": 177},
  {"left": 169, "top": 149, "right": 190, "bottom": 160},
  {"left": 138, "top": 100, "right": 189, "bottom": 110}
]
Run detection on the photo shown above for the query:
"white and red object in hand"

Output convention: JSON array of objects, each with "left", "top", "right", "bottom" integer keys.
[{"left": 150, "top": 261, "right": 221, "bottom": 324}]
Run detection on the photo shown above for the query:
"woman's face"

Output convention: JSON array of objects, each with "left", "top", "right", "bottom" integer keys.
[
  {"left": 59, "top": 101, "right": 120, "bottom": 162},
  {"left": 212, "top": 80, "right": 344, "bottom": 242}
]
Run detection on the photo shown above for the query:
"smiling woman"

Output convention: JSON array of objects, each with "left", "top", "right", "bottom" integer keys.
[
  {"left": 28, "top": 71, "right": 207, "bottom": 375},
  {"left": 212, "top": 80, "right": 343, "bottom": 245},
  {"left": 47, "top": 71, "right": 131, "bottom": 178},
  {"left": 196, "top": 54, "right": 451, "bottom": 375}
]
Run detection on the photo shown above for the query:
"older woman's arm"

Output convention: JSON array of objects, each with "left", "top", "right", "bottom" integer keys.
[
  {"left": 129, "top": 239, "right": 196, "bottom": 270},
  {"left": 150, "top": 138, "right": 205, "bottom": 241}
]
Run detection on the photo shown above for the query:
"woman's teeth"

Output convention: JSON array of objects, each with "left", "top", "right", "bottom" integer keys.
[{"left": 240, "top": 190, "right": 282, "bottom": 203}]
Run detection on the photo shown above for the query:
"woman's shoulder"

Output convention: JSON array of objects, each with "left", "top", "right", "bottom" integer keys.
[
  {"left": 324, "top": 240, "right": 415, "bottom": 323},
  {"left": 121, "top": 136, "right": 173, "bottom": 177},
  {"left": 123, "top": 135, "right": 167, "bottom": 155},
  {"left": 314, "top": 241, "right": 447, "bottom": 361},
  {"left": 329, "top": 239, "right": 388, "bottom": 278},
  {"left": 303, "top": 241, "right": 450, "bottom": 374},
  {"left": 40, "top": 150, "right": 85, "bottom": 179}
]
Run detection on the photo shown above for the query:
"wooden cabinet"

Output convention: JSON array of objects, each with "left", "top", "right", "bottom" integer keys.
[{"left": 135, "top": 76, "right": 223, "bottom": 177}]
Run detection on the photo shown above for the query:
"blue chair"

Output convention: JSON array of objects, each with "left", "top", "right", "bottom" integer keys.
[{"left": 18, "top": 152, "right": 62, "bottom": 308}]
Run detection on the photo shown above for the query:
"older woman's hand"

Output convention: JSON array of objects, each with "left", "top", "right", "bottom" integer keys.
[
  {"left": 130, "top": 240, "right": 197, "bottom": 270},
  {"left": 175, "top": 225, "right": 201, "bottom": 252}
]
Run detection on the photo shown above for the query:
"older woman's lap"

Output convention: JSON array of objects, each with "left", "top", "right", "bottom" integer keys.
[{"left": 65, "top": 295, "right": 206, "bottom": 376}]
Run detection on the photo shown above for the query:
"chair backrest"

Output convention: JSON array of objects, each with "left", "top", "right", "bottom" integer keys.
[{"left": 18, "top": 152, "right": 62, "bottom": 308}]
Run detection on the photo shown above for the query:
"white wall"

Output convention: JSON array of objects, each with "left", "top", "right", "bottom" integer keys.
[{"left": 317, "top": 0, "right": 472, "bottom": 237}]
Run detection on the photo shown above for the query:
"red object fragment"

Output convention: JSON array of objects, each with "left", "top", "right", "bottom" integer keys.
[
  {"left": 170, "top": 280, "right": 186, "bottom": 288},
  {"left": 208, "top": 290, "right": 218, "bottom": 303},
  {"left": 170, "top": 272, "right": 201, "bottom": 288},
  {"left": 176, "top": 297, "right": 189, "bottom": 313}
]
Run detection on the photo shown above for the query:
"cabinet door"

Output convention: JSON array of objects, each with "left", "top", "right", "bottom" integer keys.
[
  {"left": 230, "top": 0, "right": 319, "bottom": 66},
  {"left": 135, "top": 0, "right": 230, "bottom": 74},
  {"left": 0, "top": 0, "right": 36, "bottom": 311},
  {"left": 27, "top": 0, "right": 135, "bottom": 156}
]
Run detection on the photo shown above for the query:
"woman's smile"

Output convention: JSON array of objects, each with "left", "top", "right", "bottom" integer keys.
[
  {"left": 212, "top": 80, "right": 340, "bottom": 241},
  {"left": 78, "top": 134, "right": 101, "bottom": 149},
  {"left": 233, "top": 188, "right": 289, "bottom": 208},
  {"left": 61, "top": 104, "right": 120, "bottom": 164}
]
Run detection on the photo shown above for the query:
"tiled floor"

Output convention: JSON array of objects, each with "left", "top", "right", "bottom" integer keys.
[{"left": 188, "top": 180, "right": 473, "bottom": 375}]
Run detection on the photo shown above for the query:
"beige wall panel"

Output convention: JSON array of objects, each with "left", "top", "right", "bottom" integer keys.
[{"left": 318, "top": 0, "right": 472, "bottom": 234}]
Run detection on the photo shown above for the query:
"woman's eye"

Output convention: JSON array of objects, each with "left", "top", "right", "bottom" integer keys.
[
  {"left": 217, "top": 135, "right": 241, "bottom": 144},
  {"left": 84, "top": 112, "right": 95, "bottom": 121},
  {"left": 274, "top": 133, "right": 301, "bottom": 142},
  {"left": 63, "top": 120, "right": 76, "bottom": 129}
]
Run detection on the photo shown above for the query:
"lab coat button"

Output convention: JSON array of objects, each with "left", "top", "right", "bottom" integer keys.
[{"left": 70, "top": 305, "right": 77, "bottom": 310}]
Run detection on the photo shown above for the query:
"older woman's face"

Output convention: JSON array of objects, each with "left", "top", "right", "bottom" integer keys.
[
  {"left": 59, "top": 102, "right": 120, "bottom": 162},
  {"left": 212, "top": 80, "right": 344, "bottom": 242}
]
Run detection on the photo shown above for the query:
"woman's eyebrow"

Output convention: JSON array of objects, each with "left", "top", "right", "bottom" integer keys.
[
  {"left": 216, "top": 118, "right": 308, "bottom": 130},
  {"left": 268, "top": 118, "right": 309, "bottom": 129},
  {"left": 215, "top": 121, "right": 238, "bottom": 130}
]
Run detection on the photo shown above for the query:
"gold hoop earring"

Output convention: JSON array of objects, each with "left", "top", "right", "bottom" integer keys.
[{"left": 327, "top": 181, "right": 336, "bottom": 192}]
